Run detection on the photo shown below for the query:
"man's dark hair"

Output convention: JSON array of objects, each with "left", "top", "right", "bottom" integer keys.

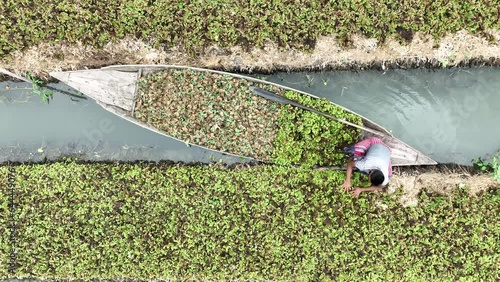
[{"left": 370, "top": 170, "right": 385, "bottom": 186}]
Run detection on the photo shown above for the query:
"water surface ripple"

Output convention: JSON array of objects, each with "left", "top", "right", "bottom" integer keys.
[{"left": 257, "top": 67, "right": 500, "bottom": 164}]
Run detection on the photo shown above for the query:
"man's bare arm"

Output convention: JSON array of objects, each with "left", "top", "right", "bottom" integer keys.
[{"left": 341, "top": 158, "right": 355, "bottom": 192}]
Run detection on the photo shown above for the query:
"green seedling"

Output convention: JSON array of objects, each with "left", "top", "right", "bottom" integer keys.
[{"left": 26, "top": 73, "right": 53, "bottom": 104}]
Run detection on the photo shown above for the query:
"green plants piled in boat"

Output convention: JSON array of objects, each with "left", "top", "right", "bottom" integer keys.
[{"left": 134, "top": 69, "right": 361, "bottom": 167}]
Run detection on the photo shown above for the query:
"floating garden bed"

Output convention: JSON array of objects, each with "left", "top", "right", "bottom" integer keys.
[
  {"left": 134, "top": 69, "right": 362, "bottom": 167},
  {"left": 2, "top": 1, "right": 499, "bottom": 57},
  {"left": 0, "top": 167, "right": 9, "bottom": 278},
  {"left": 0, "top": 162, "right": 497, "bottom": 280}
]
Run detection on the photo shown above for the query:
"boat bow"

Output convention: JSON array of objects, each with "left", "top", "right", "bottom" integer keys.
[{"left": 50, "top": 69, "right": 139, "bottom": 112}]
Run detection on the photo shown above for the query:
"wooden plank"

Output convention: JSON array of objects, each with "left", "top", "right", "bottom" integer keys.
[
  {"left": 0, "top": 68, "right": 32, "bottom": 83},
  {"left": 362, "top": 132, "right": 437, "bottom": 166},
  {"left": 130, "top": 69, "right": 142, "bottom": 117},
  {"left": 50, "top": 69, "right": 137, "bottom": 112}
]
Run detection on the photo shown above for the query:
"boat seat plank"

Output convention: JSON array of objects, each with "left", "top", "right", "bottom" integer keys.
[{"left": 50, "top": 70, "right": 137, "bottom": 112}]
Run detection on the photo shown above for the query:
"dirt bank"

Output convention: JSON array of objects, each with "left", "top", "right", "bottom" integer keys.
[
  {"left": 389, "top": 164, "right": 498, "bottom": 206},
  {"left": 1, "top": 30, "right": 499, "bottom": 79}
]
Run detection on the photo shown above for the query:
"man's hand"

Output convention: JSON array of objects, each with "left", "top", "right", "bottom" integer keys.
[
  {"left": 351, "top": 186, "right": 382, "bottom": 197},
  {"left": 351, "top": 187, "right": 363, "bottom": 197},
  {"left": 341, "top": 180, "right": 351, "bottom": 192}
]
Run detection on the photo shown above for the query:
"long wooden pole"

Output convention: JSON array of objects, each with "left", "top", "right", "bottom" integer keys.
[{"left": 250, "top": 87, "right": 387, "bottom": 137}]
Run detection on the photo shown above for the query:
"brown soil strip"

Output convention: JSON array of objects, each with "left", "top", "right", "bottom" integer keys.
[
  {"left": 1, "top": 30, "right": 499, "bottom": 79},
  {"left": 389, "top": 164, "right": 498, "bottom": 207}
]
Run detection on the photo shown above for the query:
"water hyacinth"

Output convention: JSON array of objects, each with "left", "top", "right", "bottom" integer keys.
[
  {"left": 0, "top": 162, "right": 497, "bottom": 280},
  {"left": 134, "top": 69, "right": 362, "bottom": 167},
  {"left": 2, "top": 1, "right": 498, "bottom": 57}
]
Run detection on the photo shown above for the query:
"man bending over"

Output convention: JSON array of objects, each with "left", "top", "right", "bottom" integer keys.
[{"left": 341, "top": 137, "right": 392, "bottom": 197}]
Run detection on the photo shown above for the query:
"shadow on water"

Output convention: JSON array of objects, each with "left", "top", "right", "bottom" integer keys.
[
  {"left": 1, "top": 67, "right": 498, "bottom": 165},
  {"left": 46, "top": 85, "right": 88, "bottom": 102}
]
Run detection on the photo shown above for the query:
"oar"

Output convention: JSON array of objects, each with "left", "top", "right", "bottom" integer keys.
[
  {"left": 0, "top": 67, "right": 32, "bottom": 83},
  {"left": 249, "top": 86, "right": 387, "bottom": 137}
]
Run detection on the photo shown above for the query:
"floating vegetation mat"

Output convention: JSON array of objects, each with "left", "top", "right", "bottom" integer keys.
[
  {"left": 0, "top": 162, "right": 498, "bottom": 280},
  {"left": 135, "top": 69, "right": 362, "bottom": 167}
]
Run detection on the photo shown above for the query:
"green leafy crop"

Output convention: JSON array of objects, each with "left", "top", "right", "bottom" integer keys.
[
  {"left": 0, "top": 162, "right": 497, "bottom": 281},
  {"left": 272, "top": 91, "right": 362, "bottom": 167},
  {"left": 0, "top": 167, "right": 10, "bottom": 278},
  {"left": 1, "top": 1, "right": 498, "bottom": 56}
]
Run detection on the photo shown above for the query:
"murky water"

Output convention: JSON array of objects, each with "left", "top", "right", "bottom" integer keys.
[
  {"left": 0, "top": 82, "right": 240, "bottom": 164},
  {"left": 255, "top": 67, "right": 500, "bottom": 164},
  {"left": 0, "top": 67, "right": 498, "bottom": 165}
]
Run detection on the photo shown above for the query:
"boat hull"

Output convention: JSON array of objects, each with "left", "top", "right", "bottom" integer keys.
[{"left": 50, "top": 65, "right": 437, "bottom": 167}]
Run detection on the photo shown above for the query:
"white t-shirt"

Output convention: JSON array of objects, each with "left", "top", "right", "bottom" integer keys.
[{"left": 354, "top": 144, "right": 391, "bottom": 186}]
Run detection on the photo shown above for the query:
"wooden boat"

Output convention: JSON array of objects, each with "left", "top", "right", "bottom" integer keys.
[{"left": 50, "top": 65, "right": 437, "bottom": 167}]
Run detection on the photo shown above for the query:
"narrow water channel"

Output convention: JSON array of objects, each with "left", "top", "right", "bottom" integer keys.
[
  {"left": 0, "top": 82, "right": 239, "bottom": 164},
  {"left": 255, "top": 67, "right": 500, "bottom": 165},
  {"left": 0, "top": 67, "right": 498, "bottom": 165}
]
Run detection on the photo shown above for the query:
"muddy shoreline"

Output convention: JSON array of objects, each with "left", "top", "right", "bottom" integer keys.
[{"left": 0, "top": 30, "right": 499, "bottom": 79}]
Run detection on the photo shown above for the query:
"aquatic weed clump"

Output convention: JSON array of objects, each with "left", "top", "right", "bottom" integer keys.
[
  {"left": 1, "top": 162, "right": 498, "bottom": 280},
  {"left": 273, "top": 91, "right": 361, "bottom": 167},
  {"left": 134, "top": 69, "right": 362, "bottom": 167},
  {"left": 135, "top": 69, "right": 281, "bottom": 161}
]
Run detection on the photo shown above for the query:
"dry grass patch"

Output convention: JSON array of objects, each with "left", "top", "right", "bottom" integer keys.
[
  {"left": 390, "top": 172, "right": 498, "bottom": 207},
  {"left": 1, "top": 30, "right": 499, "bottom": 79}
]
